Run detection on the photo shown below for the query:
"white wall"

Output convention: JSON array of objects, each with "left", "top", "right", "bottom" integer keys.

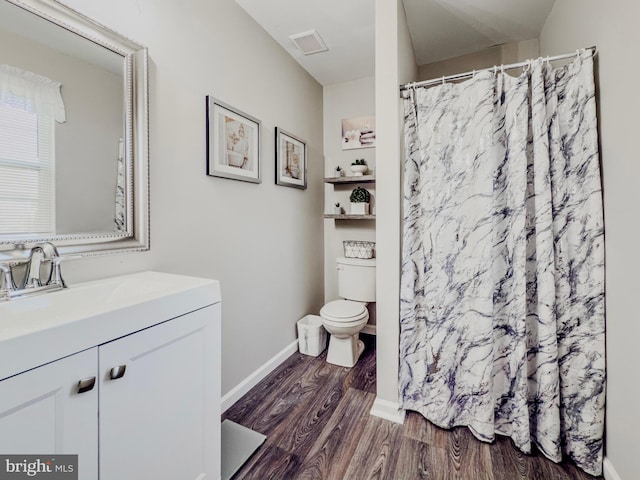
[
  {"left": 50, "top": 0, "right": 325, "bottom": 395},
  {"left": 541, "top": 3, "right": 640, "bottom": 479},
  {"left": 323, "top": 77, "right": 375, "bottom": 306},
  {"left": 374, "top": 0, "right": 417, "bottom": 413},
  {"left": 418, "top": 39, "right": 539, "bottom": 80}
]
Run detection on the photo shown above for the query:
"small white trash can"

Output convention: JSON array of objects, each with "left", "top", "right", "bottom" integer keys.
[{"left": 297, "top": 315, "right": 327, "bottom": 357}]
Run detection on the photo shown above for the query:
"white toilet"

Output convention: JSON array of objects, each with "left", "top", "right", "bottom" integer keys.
[{"left": 320, "top": 257, "right": 375, "bottom": 367}]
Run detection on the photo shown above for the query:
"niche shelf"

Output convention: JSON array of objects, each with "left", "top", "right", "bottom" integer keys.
[
  {"left": 324, "top": 213, "right": 376, "bottom": 220},
  {"left": 324, "top": 175, "right": 375, "bottom": 184},
  {"left": 324, "top": 175, "right": 375, "bottom": 220}
]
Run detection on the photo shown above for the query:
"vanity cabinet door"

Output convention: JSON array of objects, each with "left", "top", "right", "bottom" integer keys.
[
  {"left": 99, "top": 305, "right": 219, "bottom": 480},
  {"left": 0, "top": 348, "right": 99, "bottom": 479}
]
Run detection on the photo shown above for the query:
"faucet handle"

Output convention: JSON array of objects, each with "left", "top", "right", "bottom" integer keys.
[
  {"left": 48, "top": 255, "right": 82, "bottom": 288},
  {"left": 0, "top": 263, "right": 17, "bottom": 295}
]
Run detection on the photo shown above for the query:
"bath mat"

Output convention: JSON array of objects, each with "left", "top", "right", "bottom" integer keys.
[{"left": 221, "top": 419, "right": 266, "bottom": 480}]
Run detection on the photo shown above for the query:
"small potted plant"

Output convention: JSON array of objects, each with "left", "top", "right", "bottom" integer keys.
[
  {"left": 350, "top": 159, "right": 367, "bottom": 176},
  {"left": 334, "top": 165, "right": 343, "bottom": 177},
  {"left": 349, "top": 187, "right": 371, "bottom": 215},
  {"left": 334, "top": 202, "right": 342, "bottom": 214}
]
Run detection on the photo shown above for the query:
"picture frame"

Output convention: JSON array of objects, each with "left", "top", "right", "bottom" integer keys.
[
  {"left": 341, "top": 115, "right": 376, "bottom": 150},
  {"left": 275, "top": 127, "right": 307, "bottom": 189},
  {"left": 206, "top": 96, "right": 261, "bottom": 183}
]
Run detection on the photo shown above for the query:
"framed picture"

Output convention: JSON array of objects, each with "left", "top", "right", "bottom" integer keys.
[
  {"left": 206, "top": 96, "right": 261, "bottom": 183},
  {"left": 341, "top": 115, "right": 376, "bottom": 150},
  {"left": 275, "top": 127, "right": 307, "bottom": 189}
]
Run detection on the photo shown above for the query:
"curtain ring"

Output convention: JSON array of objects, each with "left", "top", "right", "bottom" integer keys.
[
  {"left": 472, "top": 69, "right": 475, "bottom": 78},
  {"left": 410, "top": 84, "right": 418, "bottom": 122},
  {"left": 441, "top": 76, "right": 445, "bottom": 85}
]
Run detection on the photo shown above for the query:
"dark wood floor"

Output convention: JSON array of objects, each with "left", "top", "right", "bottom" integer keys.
[{"left": 223, "top": 336, "right": 601, "bottom": 480}]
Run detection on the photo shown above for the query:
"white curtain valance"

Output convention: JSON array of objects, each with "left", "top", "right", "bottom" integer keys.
[{"left": 0, "top": 64, "right": 65, "bottom": 123}]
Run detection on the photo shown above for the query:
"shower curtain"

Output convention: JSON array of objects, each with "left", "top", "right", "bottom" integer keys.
[{"left": 399, "top": 50, "right": 605, "bottom": 476}]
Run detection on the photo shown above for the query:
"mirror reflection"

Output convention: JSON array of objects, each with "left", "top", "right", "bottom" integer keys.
[{"left": 0, "top": 0, "right": 126, "bottom": 239}]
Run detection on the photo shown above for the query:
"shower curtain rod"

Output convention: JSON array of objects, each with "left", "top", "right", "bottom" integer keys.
[{"left": 399, "top": 45, "right": 597, "bottom": 93}]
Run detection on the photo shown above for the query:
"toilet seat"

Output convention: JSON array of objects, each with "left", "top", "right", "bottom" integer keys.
[{"left": 320, "top": 300, "right": 368, "bottom": 324}]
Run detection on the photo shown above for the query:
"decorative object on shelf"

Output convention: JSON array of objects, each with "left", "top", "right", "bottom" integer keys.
[
  {"left": 343, "top": 240, "right": 375, "bottom": 259},
  {"left": 275, "top": 127, "right": 306, "bottom": 189},
  {"left": 334, "top": 165, "right": 343, "bottom": 177},
  {"left": 206, "top": 96, "right": 261, "bottom": 183},
  {"left": 334, "top": 202, "right": 342, "bottom": 214},
  {"left": 350, "top": 158, "right": 368, "bottom": 176},
  {"left": 341, "top": 115, "right": 376, "bottom": 150},
  {"left": 349, "top": 186, "right": 371, "bottom": 215}
]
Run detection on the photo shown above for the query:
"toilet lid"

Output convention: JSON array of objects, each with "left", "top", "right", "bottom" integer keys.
[{"left": 320, "top": 300, "right": 366, "bottom": 319}]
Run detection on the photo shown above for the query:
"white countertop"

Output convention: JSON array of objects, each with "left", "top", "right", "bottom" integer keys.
[{"left": 0, "top": 271, "right": 221, "bottom": 381}]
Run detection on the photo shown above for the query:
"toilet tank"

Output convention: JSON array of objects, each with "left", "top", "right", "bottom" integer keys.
[{"left": 337, "top": 257, "right": 376, "bottom": 302}]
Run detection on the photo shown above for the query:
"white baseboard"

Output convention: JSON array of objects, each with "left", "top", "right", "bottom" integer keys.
[
  {"left": 603, "top": 457, "right": 621, "bottom": 480},
  {"left": 370, "top": 397, "right": 406, "bottom": 424},
  {"left": 221, "top": 340, "right": 298, "bottom": 413}
]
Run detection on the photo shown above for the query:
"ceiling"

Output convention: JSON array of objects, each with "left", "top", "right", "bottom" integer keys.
[{"left": 235, "top": 0, "right": 557, "bottom": 86}]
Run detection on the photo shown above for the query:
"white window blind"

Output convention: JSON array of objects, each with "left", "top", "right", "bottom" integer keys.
[
  {"left": 0, "top": 103, "right": 55, "bottom": 234},
  {"left": 0, "top": 65, "right": 65, "bottom": 236}
]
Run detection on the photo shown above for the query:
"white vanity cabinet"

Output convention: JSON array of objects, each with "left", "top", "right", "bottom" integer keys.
[
  {"left": 0, "top": 271, "right": 221, "bottom": 480},
  {"left": 99, "top": 305, "right": 218, "bottom": 480},
  {"left": 0, "top": 348, "right": 99, "bottom": 476}
]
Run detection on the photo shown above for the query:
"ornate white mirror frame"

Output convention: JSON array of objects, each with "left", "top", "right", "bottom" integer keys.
[{"left": 0, "top": 0, "right": 149, "bottom": 259}]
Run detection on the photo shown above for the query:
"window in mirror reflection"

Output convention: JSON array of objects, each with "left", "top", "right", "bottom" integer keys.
[
  {"left": 0, "top": 64, "right": 65, "bottom": 235},
  {"left": 0, "top": 8, "right": 125, "bottom": 239}
]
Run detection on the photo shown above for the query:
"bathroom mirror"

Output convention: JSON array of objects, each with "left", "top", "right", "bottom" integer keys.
[{"left": 0, "top": 0, "right": 149, "bottom": 258}]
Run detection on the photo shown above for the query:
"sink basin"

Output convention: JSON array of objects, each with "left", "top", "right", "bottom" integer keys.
[{"left": 0, "top": 271, "right": 221, "bottom": 381}]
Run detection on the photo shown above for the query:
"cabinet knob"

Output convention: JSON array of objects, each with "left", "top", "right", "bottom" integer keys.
[
  {"left": 77, "top": 376, "right": 96, "bottom": 394},
  {"left": 109, "top": 365, "right": 127, "bottom": 380}
]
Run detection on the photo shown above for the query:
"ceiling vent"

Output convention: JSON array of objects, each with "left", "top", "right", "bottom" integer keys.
[{"left": 289, "top": 29, "right": 328, "bottom": 55}]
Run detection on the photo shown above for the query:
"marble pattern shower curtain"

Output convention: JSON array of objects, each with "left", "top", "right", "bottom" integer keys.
[{"left": 399, "top": 50, "right": 605, "bottom": 476}]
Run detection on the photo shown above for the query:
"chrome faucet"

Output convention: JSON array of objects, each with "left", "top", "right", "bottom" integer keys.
[{"left": 0, "top": 242, "right": 74, "bottom": 301}]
